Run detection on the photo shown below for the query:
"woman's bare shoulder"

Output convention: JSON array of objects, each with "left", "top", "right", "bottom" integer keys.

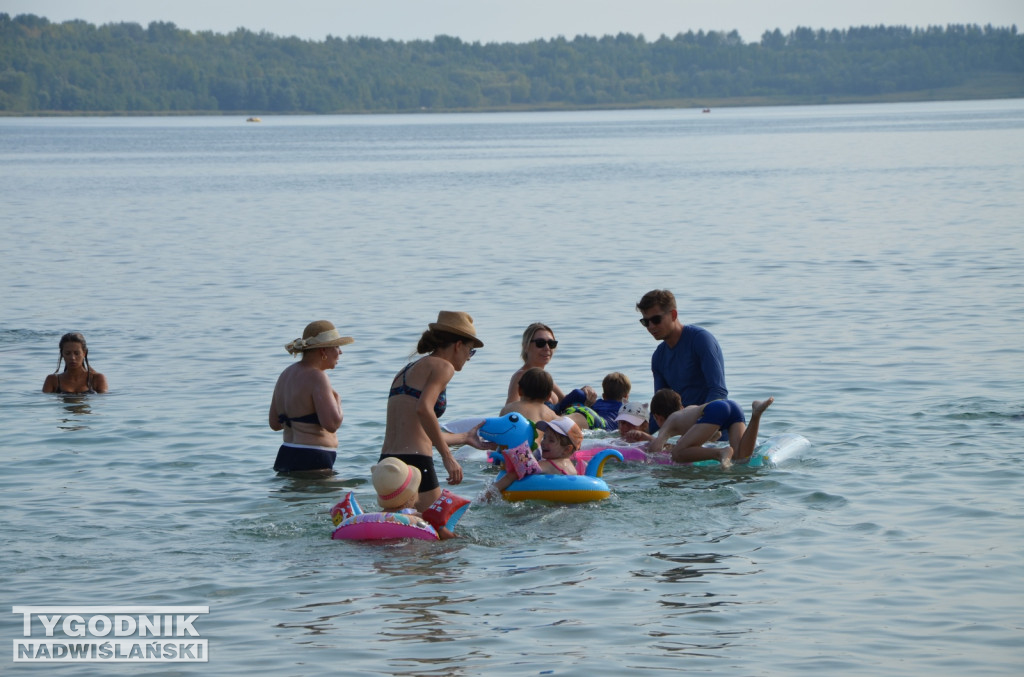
[{"left": 422, "top": 354, "right": 454, "bottom": 374}]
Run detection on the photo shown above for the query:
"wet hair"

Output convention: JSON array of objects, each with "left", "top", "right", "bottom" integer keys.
[
  {"left": 518, "top": 367, "right": 554, "bottom": 401},
  {"left": 520, "top": 322, "right": 555, "bottom": 362},
  {"left": 636, "top": 289, "right": 676, "bottom": 313},
  {"left": 601, "top": 372, "right": 631, "bottom": 401},
  {"left": 416, "top": 328, "right": 466, "bottom": 355},
  {"left": 54, "top": 332, "right": 95, "bottom": 389},
  {"left": 650, "top": 388, "right": 683, "bottom": 419}
]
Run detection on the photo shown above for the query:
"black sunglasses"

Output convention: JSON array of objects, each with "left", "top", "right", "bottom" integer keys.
[
  {"left": 639, "top": 314, "right": 665, "bottom": 328},
  {"left": 531, "top": 338, "right": 558, "bottom": 349}
]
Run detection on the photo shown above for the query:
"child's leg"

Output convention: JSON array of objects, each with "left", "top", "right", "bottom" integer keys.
[
  {"left": 732, "top": 398, "right": 774, "bottom": 462},
  {"left": 669, "top": 422, "right": 732, "bottom": 465}
]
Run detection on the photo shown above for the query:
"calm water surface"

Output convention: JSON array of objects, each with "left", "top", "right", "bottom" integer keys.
[{"left": 1, "top": 100, "right": 1023, "bottom": 675}]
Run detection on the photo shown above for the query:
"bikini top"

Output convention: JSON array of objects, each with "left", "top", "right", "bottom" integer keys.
[
  {"left": 53, "top": 374, "right": 95, "bottom": 395},
  {"left": 545, "top": 460, "right": 572, "bottom": 475},
  {"left": 278, "top": 411, "right": 321, "bottom": 427},
  {"left": 389, "top": 360, "right": 446, "bottom": 418}
]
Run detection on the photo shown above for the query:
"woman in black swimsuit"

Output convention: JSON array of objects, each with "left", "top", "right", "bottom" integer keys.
[
  {"left": 379, "top": 311, "right": 493, "bottom": 512},
  {"left": 42, "top": 332, "right": 108, "bottom": 394},
  {"left": 269, "top": 320, "right": 354, "bottom": 476}
]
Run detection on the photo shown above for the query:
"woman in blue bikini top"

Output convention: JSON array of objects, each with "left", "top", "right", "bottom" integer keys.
[
  {"left": 379, "top": 311, "right": 493, "bottom": 512},
  {"left": 389, "top": 360, "right": 447, "bottom": 418}
]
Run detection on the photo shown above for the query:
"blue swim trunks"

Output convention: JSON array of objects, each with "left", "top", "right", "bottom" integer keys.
[
  {"left": 696, "top": 399, "right": 745, "bottom": 432},
  {"left": 273, "top": 444, "right": 337, "bottom": 472}
]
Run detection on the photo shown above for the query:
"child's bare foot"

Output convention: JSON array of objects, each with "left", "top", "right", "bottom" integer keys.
[
  {"left": 752, "top": 397, "right": 774, "bottom": 417},
  {"left": 718, "top": 446, "right": 733, "bottom": 469}
]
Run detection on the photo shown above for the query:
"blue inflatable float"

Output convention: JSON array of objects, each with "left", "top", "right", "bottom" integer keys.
[{"left": 479, "top": 413, "right": 623, "bottom": 503}]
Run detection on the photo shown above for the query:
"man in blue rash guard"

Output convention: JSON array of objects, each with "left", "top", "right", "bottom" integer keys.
[{"left": 636, "top": 289, "right": 728, "bottom": 433}]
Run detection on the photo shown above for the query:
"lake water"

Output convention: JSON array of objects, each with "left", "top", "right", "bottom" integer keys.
[{"left": 1, "top": 100, "right": 1022, "bottom": 675}]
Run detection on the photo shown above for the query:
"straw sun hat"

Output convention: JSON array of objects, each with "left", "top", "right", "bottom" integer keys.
[
  {"left": 372, "top": 457, "right": 422, "bottom": 509},
  {"left": 429, "top": 311, "right": 484, "bottom": 348},
  {"left": 285, "top": 320, "right": 355, "bottom": 355}
]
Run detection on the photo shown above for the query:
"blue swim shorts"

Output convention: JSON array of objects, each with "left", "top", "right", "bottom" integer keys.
[
  {"left": 274, "top": 443, "right": 337, "bottom": 472},
  {"left": 696, "top": 399, "right": 745, "bottom": 432}
]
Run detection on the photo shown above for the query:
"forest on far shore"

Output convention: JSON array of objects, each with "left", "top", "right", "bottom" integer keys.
[{"left": 1, "top": 14, "right": 1022, "bottom": 114}]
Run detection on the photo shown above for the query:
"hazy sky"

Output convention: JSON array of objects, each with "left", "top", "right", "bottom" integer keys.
[{"left": 3, "top": 1, "right": 1022, "bottom": 44}]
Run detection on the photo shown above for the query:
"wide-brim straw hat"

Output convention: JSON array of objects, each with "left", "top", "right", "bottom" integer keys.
[
  {"left": 372, "top": 457, "right": 422, "bottom": 509},
  {"left": 285, "top": 320, "right": 355, "bottom": 354},
  {"left": 429, "top": 311, "right": 484, "bottom": 348}
]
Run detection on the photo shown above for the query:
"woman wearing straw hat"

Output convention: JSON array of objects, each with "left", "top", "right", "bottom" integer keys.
[
  {"left": 379, "top": 311, "right": 493, "bottom": 512},
  {"left": 269, "top": 320, "right": 354, "bottom": 476}
]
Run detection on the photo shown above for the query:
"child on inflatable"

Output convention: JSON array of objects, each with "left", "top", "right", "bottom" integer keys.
[
  {"left": 330, "top": 458, "right": 471, "bottom": 540},
  {"left": 483, "top": 417, "right": 584, "bottom": 501},
  {"left": 329, "top": 454, "right": 458, "bottom": 536},
  {"left": 571, "top": 399, "right": 652, "bottom": 467},
  {"left": 613, "top": 400, "right": 651, "bottom": 442},
  {"left": 647, "top": 388, "right": 774, "bottom": 467},
  {"left": 375, "top": 457, "right": 458, "bottom": 539},
  {"left": 561, "top": 372, "right": 632, "bottom": 431}
]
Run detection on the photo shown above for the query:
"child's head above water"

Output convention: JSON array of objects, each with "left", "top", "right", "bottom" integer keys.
[
  {"left": 371, "top": 457, "right": 421, "bottom": 510},
  {"left": 518, "top": 366, "right": 554, "bottom": 401},
  {"left": 649, "top": 388, "right": 683, "bottom": 425},
  {"left": 536, "top": 417, "right": 583, "bottom": 458},
  {"left": 601, "top": 371, "right": 631, "bottom": 401},
  {"left": 615, "top": 400, "right": 650, "bottom": 436}
]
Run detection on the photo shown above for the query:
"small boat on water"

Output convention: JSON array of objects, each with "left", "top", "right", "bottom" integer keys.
[
  {"left": 246, "top": 117, "right": 262, "bottom": 123},
  {"left": 702, "top": 108, "right": 711, "bottom": 113}
]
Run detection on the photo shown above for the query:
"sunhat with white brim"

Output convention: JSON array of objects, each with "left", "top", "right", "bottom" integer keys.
[{"left": 285, "top": 320, "right": 355, "bottom": 355}]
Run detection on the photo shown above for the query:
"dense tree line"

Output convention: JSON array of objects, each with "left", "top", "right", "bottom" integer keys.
[{"left": 0, "top": 13, "right": 1021, "bottom": 113}]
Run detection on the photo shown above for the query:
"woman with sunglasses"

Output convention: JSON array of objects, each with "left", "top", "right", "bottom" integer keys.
[
  {"left": 636, "top": 289, "right": 728, "bottom": 433},
  {"left": 379, "top": 311, "right": 492, "bottom": 512},
  {"left": 505, "top": 322, "right": 597, "bottom": 409}
]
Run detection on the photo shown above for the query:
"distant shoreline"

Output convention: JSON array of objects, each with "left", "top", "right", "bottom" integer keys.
[{"left": 4, "top": 75, "right": 1022, "bottom": 117}]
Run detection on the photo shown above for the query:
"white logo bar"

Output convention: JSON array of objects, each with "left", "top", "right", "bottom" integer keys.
[{"left": 11, "top": 606, "right": 210, "bottom": 663}]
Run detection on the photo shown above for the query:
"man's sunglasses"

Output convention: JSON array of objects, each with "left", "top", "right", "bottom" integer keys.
[
  {"left": 531, "top": 339, "right": 558, "bottom": 349},
  {"left": 639, "top": 314, "right": 665, "bottom": 328}
]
